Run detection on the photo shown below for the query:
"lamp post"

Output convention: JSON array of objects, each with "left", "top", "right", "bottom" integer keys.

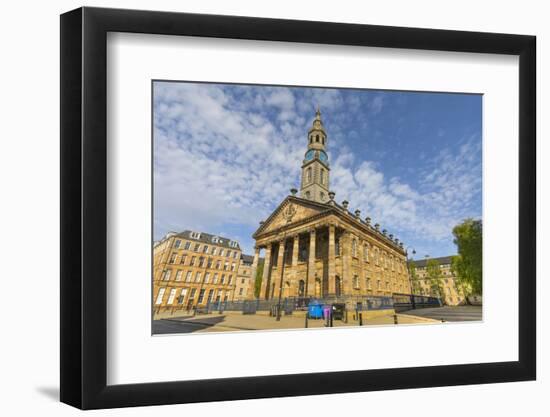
[{"left": 405, "top": 247, "right": 416, "bottom": 295}]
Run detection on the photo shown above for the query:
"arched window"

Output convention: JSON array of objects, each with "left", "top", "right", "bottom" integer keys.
[
  {"left": 305, "top": 191, "right": 311, "bottom": 199},
  {"left": 298, "top": 280, "right": 305, "bottom": 297},
  {"left": 322, "top": 136, "right": 325, "bottom": 145},
  {"left": 335, "top": 276, "right": 342, "bottom": 296},
  {"left": 320, "top": 168, "right": 325, "bottom": 184},
  {"left": 307, "top": 167, "right": 312, "bottom": 182},
  {"left": 309, "top": 136, "right": 313, "bottom": 144},
  {"left": 320, "top": 191, "right": 325, "bottom": 201},
  {"left": 316, "top": 134, "right": 320, "bottom": 143}
]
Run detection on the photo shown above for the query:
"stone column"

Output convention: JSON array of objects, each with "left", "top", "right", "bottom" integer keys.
[
  {"left": 273, "top": 240, "right": 286, "bottom": 299},
  {"left": 292, "top": 234, "right": 300, "bottom": 296},
  {"left": 342, "top": 232, "right": 352, "bottom": 295},
  {"left": 357, "top": 238, "right": 364, "bottom": 294},
  {"left": 260, "top": 243, "right": 272, "bottom": 300},
  {"left": 327, "top": 223, "right": 336, "bottom": 296},
  {"left": 306, "top": 229, "right": 316, "bottom": 297},
  {"left": 250, "top": 246, "right": 260, "bottom": 298}
]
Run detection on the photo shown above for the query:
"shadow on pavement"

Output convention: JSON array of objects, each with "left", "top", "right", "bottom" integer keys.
[{"left": 153, "top": 315, "right": 227, "bottom": 334}]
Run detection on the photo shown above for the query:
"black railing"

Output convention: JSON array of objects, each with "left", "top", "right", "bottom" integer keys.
[{"left": 202, "top": 293, "right": 442, "bottom": 315}]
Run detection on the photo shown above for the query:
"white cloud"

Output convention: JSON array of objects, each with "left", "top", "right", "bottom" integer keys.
[{"left": 153, "top": 82, "right": 482, "bottom": 256}]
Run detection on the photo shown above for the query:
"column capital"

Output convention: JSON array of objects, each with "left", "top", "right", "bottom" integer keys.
[{"left": 309, "top": 228, "right": 316, "bottom": 235}]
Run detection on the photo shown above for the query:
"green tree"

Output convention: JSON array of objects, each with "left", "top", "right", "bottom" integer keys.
[
  {"left": 426, "top": 259, "right": 444, "bottom": 301},
  {"left": 254, "top": 260, "right": 264, "bottom": 298},
  {"left": 452, "top": 219, "right": 482, "bottom": 295}
]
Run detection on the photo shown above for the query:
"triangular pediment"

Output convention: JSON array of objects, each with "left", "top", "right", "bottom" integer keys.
[{"left": 254, "top": 196, "right": 330, "bottom": 237}]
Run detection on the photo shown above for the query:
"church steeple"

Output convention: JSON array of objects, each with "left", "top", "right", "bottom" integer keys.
[{"left": 300, "top": 108, "right": 330, "bottom": 203}]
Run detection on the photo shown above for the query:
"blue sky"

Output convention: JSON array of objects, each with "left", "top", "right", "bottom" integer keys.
[{"left": 153, "top": 81, "right": 482, "bottom": 259}]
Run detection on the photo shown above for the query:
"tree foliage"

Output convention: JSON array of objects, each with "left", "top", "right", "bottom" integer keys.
[
  {"left": 452, "top": 218, "right": 483, "bottom": 295},
  {"left": 426, "top": 259, "right": 444, "bottom": 300}
]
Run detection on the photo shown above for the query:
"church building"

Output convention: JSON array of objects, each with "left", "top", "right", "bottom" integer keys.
[{"left": 250, "top": 109, "right": 411, "bottom": 301}]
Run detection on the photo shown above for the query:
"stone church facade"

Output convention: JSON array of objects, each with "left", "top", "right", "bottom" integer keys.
[{"left": 250, "top": 110, "right": 411, "bottom": 301}]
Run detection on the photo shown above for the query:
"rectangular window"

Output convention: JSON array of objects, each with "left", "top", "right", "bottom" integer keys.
[
  {"left": 213, "top": 273, "right": 219, "bottom": 284},
  {"left": 189, "top": 288, "right": 197, "bottom": 300},
  {"left": 353, "top": 275, "right": 359, "bottom": 289},
  {"left": 195, "top": 272, "right": 202, "bottom": 283},
  {"left": 197, "top": 289, "right": 206, "bottom": 304},
  {"left": 190, "top": 256, "right": 196, "bottom": 266},
  {"left": 227, "top": 250, "right": 231, "bottom": 258},
  {"left": 203, "top": 245, "right": 209, "bottom": 253},
  {"left": 207, "top": 289, "right": 214, "bottom": 303},
  {"left": 211, "top": 247, "right": 217, "bottom": 255},
  {"left": 167, "top": 288, "right": 177, "bottom": 304},
  {"left": 228, "top": 275, "right": 233, "bottom": 285},
  {"left": 224, "top": 262, "right": 229, "bottom": 271},
  {"left": 199, "top": 256, "right": 205, "bottom": 267},
  {"left": 180, "top": 255, "right": 187, "bottom": 265},
  {"left": 178, "top": 288, "right": 188, "bottom": 304},
  {"left": 162, "top": 270, "right": 171, "bottom": 281},
  {"left": 216, "top": 260, "right": 221, "bottom": 269},
  {"left": 219, "top": 249, "right": 224, "bottom": 256},
  {"left": 377, "top": 280, "right": 381, "bottom": 290},
  {"left": 194, "top": 243, "right": 200, "bottom": 252},
  {"left": 174, "top": 239, "right": 181, "bottom": 248},
  {"left": 155, "top": 288, "right": 166, "bottom": 305},
  {"left": 207, "top": 258, "right": 213, "bottom": 268},
  {"left": 366, "top": 277, "right": 372, "bottom": 289},
  {"left": 239, "top": 288, "right": 244, "bottom": 295},
  {"left": 221, "top": 274, "right": 226, "bottom": 284},
  {"left": 185, "top": 271, "right": 192, "bottom": 282},
  {"left": 184, "top": 241, "right": 191, "bottom": 250},
  {"left": 231, "top": 263, "right": 236, "bottom": 271},
  {"left": 364, "top": 245, "right": 369, "bottom": 262},
  {"left": 169, "top": 253, "right": 177, "bottom": 264},
  {"left": 175, "top": 270, "right": 183, "bottom": 281},
  {"left": 233, "top": 252, "right": 238, "bottom": 259},
  {"left": 204, "top": 272, "right": 211, "bottom": 283}
]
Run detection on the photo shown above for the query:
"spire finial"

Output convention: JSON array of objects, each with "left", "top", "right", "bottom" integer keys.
[{"left": 315, "top": 106, "right": 321, "bottom": 119}]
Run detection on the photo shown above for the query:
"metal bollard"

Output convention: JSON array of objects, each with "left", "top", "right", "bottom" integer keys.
[
  {"left": 359, "top": 313, "right": 363, "bottom": 326},
  {"left": 330, "top": 311, "right": 334, "bottom": 327},
  {"left": 393, "top": 314, "right": 398, "bottom": 325},
  {"left": 305, "top": 315, "right": 309, "bottom": 328}
]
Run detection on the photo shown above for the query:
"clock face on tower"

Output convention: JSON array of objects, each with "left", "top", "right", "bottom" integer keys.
[{"left": 304, "top": 149, "right": 328, "bottom": 164}]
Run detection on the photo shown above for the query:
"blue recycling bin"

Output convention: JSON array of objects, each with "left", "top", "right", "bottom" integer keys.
[{"left": 307, "top": 301, "right": 324, "bottom": 319}]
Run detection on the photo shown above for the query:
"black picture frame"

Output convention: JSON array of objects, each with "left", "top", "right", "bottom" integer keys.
[{"left": 60, "top": 6, "right": 536, "bottom": 410}]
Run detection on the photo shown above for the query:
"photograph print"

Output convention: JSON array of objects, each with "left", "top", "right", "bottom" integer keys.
[{"left": 152, "top": 80, "right": 483, "bottom": 335}]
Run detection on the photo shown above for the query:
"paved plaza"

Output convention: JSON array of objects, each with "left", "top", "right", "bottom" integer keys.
[
  {"left": 152, "top": 310, "right": 440, "bottom": 334},
  {"left": 400, "top": 305, "right": 482, "bottom": 322}
]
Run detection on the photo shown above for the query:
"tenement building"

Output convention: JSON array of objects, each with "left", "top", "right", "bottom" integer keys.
[
  {"left": 250, "top": 109, "right": 411, "bottom": 301},
  {"left": 233, "top": 254, "right": 256, "bottom": 301},
  {"left": 409, "top": 256, "right": 465, "bottom": 306},
  {"left": 153, "top": 231, "right": 243, "bottom": 311}
]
